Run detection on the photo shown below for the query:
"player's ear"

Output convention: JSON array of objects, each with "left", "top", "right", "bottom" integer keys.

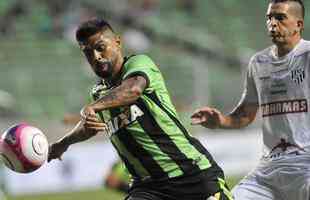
[
  {"left": 297, "top": 20, "right": 304, "bottom": 33},
  {"left": 115, "top": 35, "right": 122, "bottom": 48}
]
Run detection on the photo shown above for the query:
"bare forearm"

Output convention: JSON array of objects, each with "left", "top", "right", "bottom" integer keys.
[
  {"left": 219, "top": 104, "right": 258, "bottom": 129},
  {"left": 58, "top": 121, "right": 97, "bottom": 146},
  {"left": 219, "top": 114, "right": 253, "bottom": 129},
  {"left": 89, "top": 76, "right": 146, "bottom": 112},
  {"left": 91, "top": 84, "right": 140, "bottom": 111}
]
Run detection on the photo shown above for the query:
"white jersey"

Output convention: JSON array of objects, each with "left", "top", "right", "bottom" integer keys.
[{"left": 243, "top": 39, "right": 310, "bottom": 155}]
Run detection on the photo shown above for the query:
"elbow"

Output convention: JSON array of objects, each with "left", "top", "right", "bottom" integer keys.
[
  {"left": 248, "top": 116, "right": 256, "bottom": 126},
  {"left": 125, "top": 75, "right": 147, "bottom": 100},
  {"left": 240, "top": 116, "right": 256, "bottom": 128}
]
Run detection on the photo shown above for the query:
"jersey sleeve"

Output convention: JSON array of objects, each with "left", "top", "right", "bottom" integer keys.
[
  {"left": 122, "top": 55, "right": 160, "bottom": 94},
  {"left": 239, "top": 56, "right": 259, "bottom": 105}
]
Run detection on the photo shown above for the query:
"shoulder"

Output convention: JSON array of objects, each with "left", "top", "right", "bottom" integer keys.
[
  {"left": 249, "top": 46, "right": 273, "bottom": 65},
  {"left": 122, "top": 54, "right": 160, "bottom": 79},
  {"left": 295, "top": 39, "right": 310, "bottom": 56},
  {"left": 125, "top": 54, "right": 156, "bottom": 67}
]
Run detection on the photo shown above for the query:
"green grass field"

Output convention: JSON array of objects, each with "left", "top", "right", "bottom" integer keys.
[{"left": 7, "top": 177, "right": 241, "bottom": 200}]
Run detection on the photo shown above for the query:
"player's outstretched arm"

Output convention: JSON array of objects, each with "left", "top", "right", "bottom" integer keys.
[
  {"left": 48, "top": 116, "right": 107, "bottom": 162},
  {"left": 81, "top": 75, "right": 147, "bottom": 117},
  {"left": 224, "top": 101, "right": 258, "bottom": 129},
  {"left": 191, "top": 101, "right": 258, "bottom": 129},
  {"left": 191, "top": 107, "right": 226, "bottom": 129}
]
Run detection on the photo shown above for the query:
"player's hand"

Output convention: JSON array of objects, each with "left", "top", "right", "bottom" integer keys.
[
  {"left": 80, "top": 105, "right": 109, "bottom": 133},
  {"left": 47, "top": 141, "right": 69, "bottom": 162},
  {"left": 191, "top": 107, "right": 223, "bottom": 129},
  {"left": 80, "top": 105, "right": 96, "bottom": 120}
]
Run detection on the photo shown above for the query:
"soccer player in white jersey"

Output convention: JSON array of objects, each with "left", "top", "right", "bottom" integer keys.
[{"left": 191, "top": 0, "right": 310, "bottom": 199}]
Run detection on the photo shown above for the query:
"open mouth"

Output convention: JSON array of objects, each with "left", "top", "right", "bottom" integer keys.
[
  {"left": 96, "top": 61, "right": 111, "bottom": 71},
  {"left": 98, "top": 63, "right": 108, "bottom": 71},
  {"left": 93, "top": 60, "right": 113, "bottom": 78}
]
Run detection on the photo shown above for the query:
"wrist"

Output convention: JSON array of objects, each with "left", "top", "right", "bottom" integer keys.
[
  {"left": 81, "top": 104, "right": 98, "bottom": 116},
  {"left": 58, "top": 137, "right": 71, "bottom": 147},
  {"left": 80, "top": 105, "right": 91, "bottom": 117}
]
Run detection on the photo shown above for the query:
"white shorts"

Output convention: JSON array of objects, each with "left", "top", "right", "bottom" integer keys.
[{"left": 232, "top": 149, "right": 310, "bottom": 200}]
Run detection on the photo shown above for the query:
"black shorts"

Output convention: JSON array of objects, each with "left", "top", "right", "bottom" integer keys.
[{"left": 125, "top": 170, "right": 233, "bottom": 200}]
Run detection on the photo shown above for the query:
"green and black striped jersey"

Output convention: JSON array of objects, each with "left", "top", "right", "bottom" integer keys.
[{"left": 90, "top": 55, "right": 219, "bottom": 181}]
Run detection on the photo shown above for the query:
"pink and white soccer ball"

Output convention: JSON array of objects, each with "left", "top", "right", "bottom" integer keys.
[{"left": 0, "top": 123, "right": 49, "bottom": 173}]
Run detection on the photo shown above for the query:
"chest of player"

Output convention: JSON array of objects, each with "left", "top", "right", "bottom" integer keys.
[
  {"left": 91, "top": 85, "right": 145, "bottom": 137},
  {"left": 255, "top": 56, "right": 309, "bottom": 102},
  {"left": 97, "top": 104, "right": 145, "bottom": 138}
]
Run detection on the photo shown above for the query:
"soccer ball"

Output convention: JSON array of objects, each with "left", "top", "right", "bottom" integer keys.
[{"left": 0, "top": 123, "right": 49, "bottom": 173}]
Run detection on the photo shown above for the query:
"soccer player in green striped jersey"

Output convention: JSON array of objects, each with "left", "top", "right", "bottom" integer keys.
[{"left": 48, "top": 18, "right": 233, "bottom": 200}]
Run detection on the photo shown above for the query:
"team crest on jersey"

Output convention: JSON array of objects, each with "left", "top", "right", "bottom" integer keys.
[
  {"left": 291, "top": 67, "right": 305, "bottom": 84},
  {"left": 91, "top": 82, "right": 109, "bottom": 100}
]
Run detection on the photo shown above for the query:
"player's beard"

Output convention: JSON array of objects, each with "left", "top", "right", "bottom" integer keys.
[
  {"left": 94, "top": 60, "right": 113, "bottom": 79},
  {"left": 270, "top": 28, "right": 297, "bottom": 44}
]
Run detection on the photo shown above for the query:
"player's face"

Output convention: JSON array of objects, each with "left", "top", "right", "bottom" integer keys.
[
  {"left": 266, "top": 2, "right": 302, "bottom": 45},
  {"left": 80, "top": 29, "right": 122, "bottom": 79}
]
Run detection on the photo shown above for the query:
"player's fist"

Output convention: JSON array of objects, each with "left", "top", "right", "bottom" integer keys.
[
  {"left": 191, "top": 107, "right": 223, "bottom": 129},
  {"left": 80, "top": 105, "right": 109, "bottom": 133},
  {"left": 80, "top": 105, "right": 96, "bottom": 120},
  {"left": 48, "top": 141, "right": 69, "bottom": 162}
]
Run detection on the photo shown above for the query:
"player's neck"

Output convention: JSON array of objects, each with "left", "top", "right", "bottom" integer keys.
[{"left": 275, "top": 37, "right": 302, "bottom": 57}]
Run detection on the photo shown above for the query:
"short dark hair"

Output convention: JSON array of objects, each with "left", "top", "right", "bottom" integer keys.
[
  {"left": 269, "top": 0, "right": 305, "bottom": 19},
  {"left": 76, "top": 18, "right": 114, "bottom": 42}
]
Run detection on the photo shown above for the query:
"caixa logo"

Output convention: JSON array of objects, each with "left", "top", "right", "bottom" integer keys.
[{"left": 291, "top": 67, "right": 305, "bottom": 84}]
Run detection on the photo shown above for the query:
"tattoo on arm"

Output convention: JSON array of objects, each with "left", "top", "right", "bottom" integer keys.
[
  {"left": 91, "top": 76, "right": 147, "bottom": 112},
  {"left": 60, "top": 121, "right": 97, "bottom": 146}
]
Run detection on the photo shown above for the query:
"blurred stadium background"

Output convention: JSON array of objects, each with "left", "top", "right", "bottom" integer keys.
[{"left": 1, "top": 0, "right": 309, "bottom": 199}]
